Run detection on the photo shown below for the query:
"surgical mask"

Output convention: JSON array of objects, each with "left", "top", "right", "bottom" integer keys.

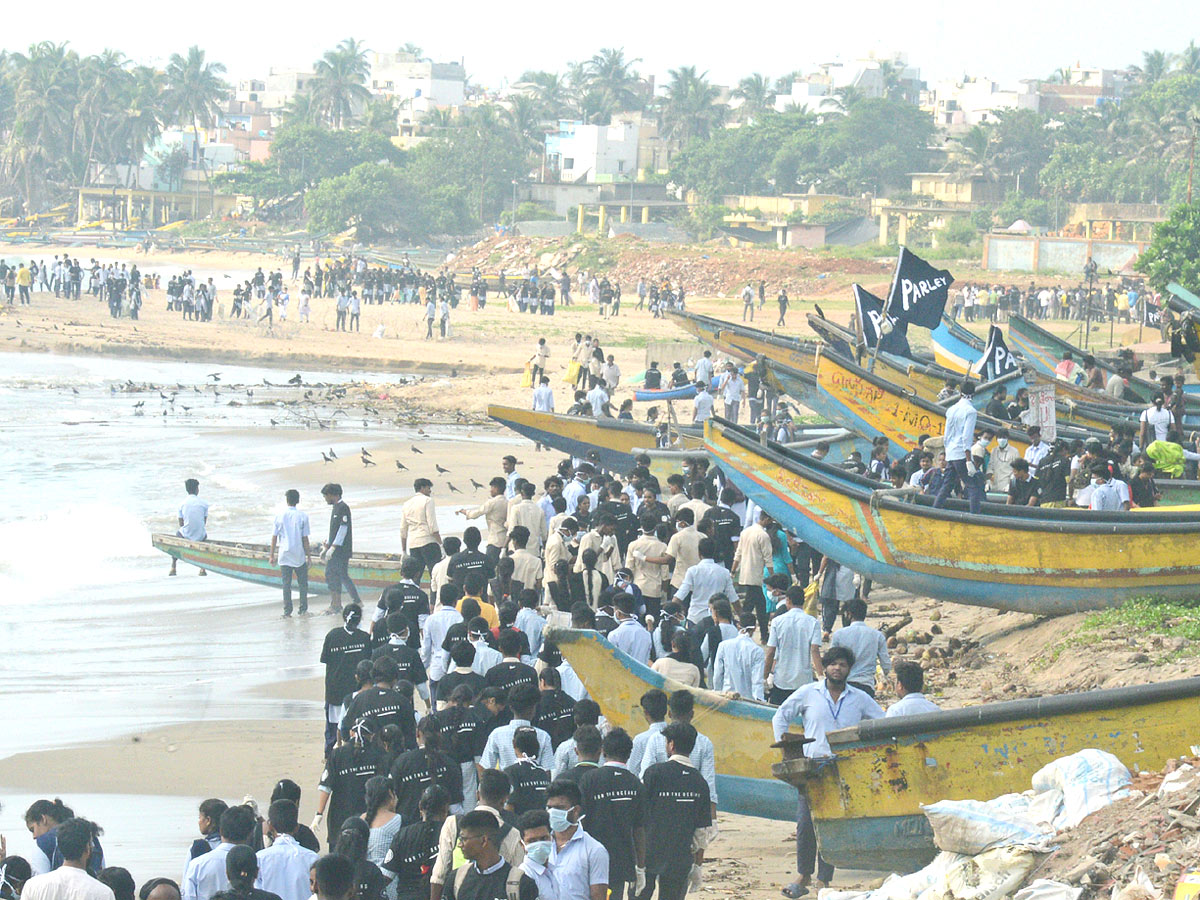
[
  {"left": 524, "top": 840, "right": 553, "bottom": 865},
  {"left": 547, "top": 807, "right": 575, "bottom": 833},
  {"left": 997, "top": 438, "right": 1009, "bottom": 448}
]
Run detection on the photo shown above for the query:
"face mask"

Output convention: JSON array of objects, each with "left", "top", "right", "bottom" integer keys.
[
  {"left": 524, "top": 840, "right": 553, "bottom": 865},
  {"left": 997, "top": 438, "right": 1009, "bottom": 448},
  {"left": 1093, "top": 479, "right": 1103, "bottom": 487},
  {"left": 547, "top": 807, "right": 574, "bottom": 833}
]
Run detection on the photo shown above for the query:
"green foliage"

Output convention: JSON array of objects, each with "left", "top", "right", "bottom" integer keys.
[
  {"left": 680, "top": 204, "right": 733, "bottom": 240},
  {"left": 500, "top": 201, "right": 559, "bottom": 225},
  {"left": 304, "top": 162, "right": 410, "bottom": 239},
  {"left": 807, "top": 199, "right": 867, "bottom": 224},
  {"left": 1080, "top": 596, "right": 1200, "bottom": 642},
  {"left": 994, "top": 191, "right": 1052, "bottom": 227},
  {"left": 1136, "top": 203, "right": 1200, "bottom": 292},
  {"left": 938, "top": 217, "right": 978, "bottom": 245}
]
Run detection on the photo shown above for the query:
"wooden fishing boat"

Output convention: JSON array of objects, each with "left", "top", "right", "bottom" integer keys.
[
  {"left": 634, "top": 384, "right": 698, "bottom": 402},
  {"left": 706, "top": 417, "right": 1200, "bottom": 613},
  {"left": 151, "top": 534, "right": 408, "bottom": 593},
  {"left": 666, "top": 308, "right": 824, "bottom": 374},
  {"left": 551, "top": 626, "right": 1200, "bottom": 873},
  {"left": 486, "top": 405, "right": 702, "bottom": 473}
]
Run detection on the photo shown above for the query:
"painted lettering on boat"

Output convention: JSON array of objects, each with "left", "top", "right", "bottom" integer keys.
[
  {"left": 885, "top": 403, "right": 933, "bottom": 432},
  {"left": 829, "top": 371, "right": 884, "bottom": 403}
]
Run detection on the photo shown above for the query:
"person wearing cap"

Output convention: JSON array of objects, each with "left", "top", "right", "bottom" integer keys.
[{"left": 502, "top": 455, "right": 522, "bottom": 499}]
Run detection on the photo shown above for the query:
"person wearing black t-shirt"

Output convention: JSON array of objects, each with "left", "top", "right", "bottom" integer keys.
[
  {"left": 580, "top": 728, "right": 646, "bottom": 900},
  {"left": 484, "top": 632, "right": 538, "bottom": 694},
  {"left": 533, "top": 667, "right": 576, "bottom": 749},
  {"left": 1006, "top": 459, "right": 1040, "bottom": 507},
  {"left": 1036, "top": 443, "right": 1071, "bottom": 507},
  {"left": 374, "top": 558, "right": 429, "bottom": 646},
  {"left": 314, "top": 724, "right": 389, "bottom": 848},
  {"left": 700, "top": 488, "right": 742, "bottom": 569},
  {"left": 339, "top": 656, "right": 417, "bottom": 751},
  {"left": 443, "top": 810, "right": 537, "bottom": 900},
  {"left": 372, "top": 613, "right": 430, "bottom": 711},
  {"left": 642, "top": 723, "right": 712, "bottom": 900},
  {"left": 448, "top": 528, "right": 494, "bottom": 600},
  {"left": 383, "top": 784, "right": 451, "bottom": 900},
  {"left": 503, "top": 728, "right": 551, "bottom": 816},
  {"left": 320, "top": 483, "right": 362, "bottom": 614},
  {"left": 438, "top": 643, "right": 487, "bottom": 705},
  {"left": 321, "top": 605, "right": 372, "bottom": 756},
  {"left": 391, "top": 717, "right": 464, "bottom": 823},
  {"left": 333, "top": 817, "right": 388, "bottom": 900}
]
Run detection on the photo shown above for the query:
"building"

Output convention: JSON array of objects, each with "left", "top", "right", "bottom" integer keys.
[
  {"left": 1036, "top": 65, "right": 1127, "bottom": 115},
  {"left": 773, "top": 80, "right": 830, "bottom": 114},
  {"left": 544, "top": 119, "right": 639, "bottom": 184},
  {"left": 367, "top": 52, "right": 466, "bottom": 108},
  {"left": 909, "top": 172, "right": 1005, "bottom": 205},
  {"left": 234, "top": 69, "right": 314, "bottom": 110},
  {"left": 923, "top": 77, "right": 1040, "bottom": 128}
]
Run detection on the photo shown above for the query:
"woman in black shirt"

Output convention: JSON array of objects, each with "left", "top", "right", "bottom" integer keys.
[
  {"left": 382, "top": 786, "right": 450, "bottom": 900},
  {"left": 333, "top": 817, "right": 388, "bottom": 900},
  {"left": 390, "top": 717, "right": 463, "bottom": 824}
]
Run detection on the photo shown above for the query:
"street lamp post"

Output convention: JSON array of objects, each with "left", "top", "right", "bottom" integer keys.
[
  {"left": 1083, "top": 255, "right": 1098, "bottom": 351},
  {"left": 510, "top": 179, "right": 518, "bottom": 230}
]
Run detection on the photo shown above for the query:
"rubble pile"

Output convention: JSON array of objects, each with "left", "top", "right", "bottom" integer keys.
[
  {"left": 447, "top": 233, "right": 892, "bottom": 298},
  {"left": 1031, "top": 758, "right": 1200, "bottom": 899}
]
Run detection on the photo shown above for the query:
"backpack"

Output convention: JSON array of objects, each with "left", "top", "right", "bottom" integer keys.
[
  {"left": 452, "top": 855, "right": 524, "bottom": 900},
  {"left": 448, "top": 813, "right": 515, "bottom": 871}
]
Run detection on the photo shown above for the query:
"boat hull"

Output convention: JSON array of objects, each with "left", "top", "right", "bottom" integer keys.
[
  {"left": 486, "top": 405, "right": 701, "bottom": 472},
  {"left": 705, "top": 419, "right": 1200, "bottom": 613},
  {"left": 151, "top": 534, "right": 409, "bottom": 593},
  {"left": 551, "top": 626, "right": 1200, "bottom": 873}
]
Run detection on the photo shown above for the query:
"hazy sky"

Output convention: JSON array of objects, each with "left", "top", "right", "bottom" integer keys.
[{"left": 6, "top": 0, "right": 1200, "bottom": 90}]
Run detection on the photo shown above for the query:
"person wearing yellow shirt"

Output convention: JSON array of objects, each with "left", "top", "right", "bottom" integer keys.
[{"left": 458, "top": 572, "right": 499, "bottom": 630}]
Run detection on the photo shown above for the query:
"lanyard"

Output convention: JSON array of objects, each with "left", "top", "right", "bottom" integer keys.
[{"left": 823, "top": 686, "right": 846, "bottom": 722}]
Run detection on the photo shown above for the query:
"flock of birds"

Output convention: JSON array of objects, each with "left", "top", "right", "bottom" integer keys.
[{"left": 76, "top": 371, "right": 483, "bottom": 497}]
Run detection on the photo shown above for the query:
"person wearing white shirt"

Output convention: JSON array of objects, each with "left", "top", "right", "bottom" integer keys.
[
  {"left": 607, "top": 596, "right": 652, "bottom": 665},
  {"left": 773, "top": 647, "right": 884, "bottom": 895},
  {"left": 763, "top": 589, "right": 824, "bottom": 705},
  {"left": 21, "top": 819, "right": 114, "bottom": 900},
  {"left": 694, "top": 351, "right": 714, "bottom": 387},
  {"left": 469, "top": 632, "right": 504, "bottom": 677},
  {"left": 171, "top": 477, "right": 209, "bottom": 576},
  {"left": 712, "top": 615, "right": 765, "bottom": 700},
  {"left": 672, "top": 538, "right": 738, "bottom": 624},
  {"left": 1139, "top": 396, "right": 1175, "bottom": 447},
  {"left": 830, "top": 599, "right": 891, "bottom": 696},
  {"left": 1088, "top": 465, "right": 1126, "bottom": 511},
  {"left": 182, "top": 806, "right": 258, "bottom": 900},
  {"left": 1023, "top": 426, "right": 1051, "bottom": 477},
  {"left": 692, "top": 384, "right": 714, "bottom": 423},
  {"left": 255, "top": 802, "right": 318, "bottom": 900},
  {"left": 602, "top": 355, "right": 621, "bottom": 390},
  {"left": 270, "top": 489, "right": 311, "bottom": 617},
  {"left": 637, "top": 690, "right": 718, "bottom": 811},
  {"left": 479, "top": 685, "right": 554, "bottom": 772},
  {"left": 423, "top": 587, "right": 464, "bottom": 700},
  {"left": 401, "top": 479, "right": 442, "bottom": 578},
  {"left": 988, "top": 433, "right": 1019, "bottom": 492},
  {"left": 563, "top": 471, "right": 589, "bottom": 515},
  {"left": 628, "top": 692, "right": 668, "bottom": 775},
  {"left": 718, "top": 364, "right": 745, "bottom": 423},
  {"left": 886, "top": 660, "right": 941, "bottom": 718},
  {"left": 586, "top": 382, "right": 611, "bottom": 417},
  {"left": 460, "top": 478, "right": 509, "bottom": 566},
  {"left": 515, "top": 594, "right": 547, "bottom": 659},
  {"left": 543, "top": 781, "right": 610, "bottom": 900},
  {"left": 532, "top": 377, "right": 555, "bottom": 413},
  {"left": 507, "top": 484, "right": 549, "bottom": 555},
  {"left": 502, "top": 455, "right": 522, "bottom": 500},
  {"left": 933, "top": 380, "right": 982, "bottom": 513}
]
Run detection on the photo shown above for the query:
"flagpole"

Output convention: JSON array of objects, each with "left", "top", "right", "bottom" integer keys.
[{"left": 868, "top": 247, "right": 906, "bottom": 374}]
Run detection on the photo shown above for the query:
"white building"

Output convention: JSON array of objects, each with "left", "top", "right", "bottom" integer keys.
[
  {"left": 367, "top": 52, "right": 466, "bottom": 108},
  {"left": 924, "top": 77, "right": 1040, "bottom": 127},
  {"left": 544, "top": 120, "right": 639, "bottom": 184},
  {"left": 773, "top": 80, "right": 830, "bottom": 114},
  {"left": 234, "top": 69, "right": 315, "bottom": 110}
]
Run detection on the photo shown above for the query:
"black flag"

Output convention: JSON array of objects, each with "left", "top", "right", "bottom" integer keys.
[
  {"left": 970, "top": 325, "right": 1020, "bottom": 381},
  {"left": 854, "top": 284, "right": 911, "bottom": 357},
  {"left": 887, "top": 247, "right": 955, "bottom": 330},
  {"left": 1144, "top": 297, "right": 1161, "bottom": 327}
]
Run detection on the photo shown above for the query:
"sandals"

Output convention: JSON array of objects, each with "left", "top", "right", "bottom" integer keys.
[{"left": 782, "top": 883, "right": 809, "bottom": 898}]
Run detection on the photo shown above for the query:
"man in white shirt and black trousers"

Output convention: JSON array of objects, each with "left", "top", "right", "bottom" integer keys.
[
  {"left": 933, "top": 380, "right": 983, "bottom": 514},
  {"left": 270, "top": 489, "right": 311, "bottom": 617}
]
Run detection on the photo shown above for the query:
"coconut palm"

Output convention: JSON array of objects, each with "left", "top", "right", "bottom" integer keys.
[
  {"left": 946, "top": 124, "right": 1000, "bottom": 182},
  {"left": 820, "top": 85, "right": 865, "bottom": 114},
  {"left": 502, "top": 94, "right": 548, "bottom": 156},
  {"left": 75, "top": 49, "right": 130, "bottom": 185},
  {"left": 281, "top": 90, "right": 319, "bottom": 126},
  {"left": 660, "top": 66, "right": 724, "bottom": 145},
  {"left": 5, "top": 41, "right": 81, "bottom": 209},
  {"left": 163, "top": 45, "right": 229, "bottom": 181},
  {"left": 1178, "top": 41, "right": 1200, "bottom": 76},
  {"left": 1141, "top": 50, "right": 1174, "bottom": 85},
  {"left": 733, "top": 73, "right": 774, "bottom": 120},
  {"left": 118, "top": 66, "right": 165, "bottom": 187},
  {"left": 362, "top": 96, "right": 398, "bottom": 135},
  {"left": 311, "top": 38, "right": 371, "bottom": 129},
  {"left": 519, "top": 71, "right": 571, "bottom": 120},
  {"left": 585, "top": 48, "right": 642, "bottom": 116}
]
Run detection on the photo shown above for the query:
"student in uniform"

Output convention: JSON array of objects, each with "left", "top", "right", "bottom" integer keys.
[
  {"left": 321, "top": 605, "right": 372, "bottom": 757},
  {"left": 170, "top": 478, "right": 209, "bottom": 576},
  {"left": 578, "top": 728, "right": 646, "bottom": 900},
  {"left": 312, "top": 721, "right": 390, "bottom": 849},
  {"left": 429, "top": 771, "right": 525, "bottom": 900},
  {"left": 503, "top": 728, "right": 552, "bottom": 816},
  {"left": 541, "top": 780, "right": 609, "bottom": 900},
  {"left": 641, "top": 724, "right": 712, "bottom": 900},
  {"left": 188, "top": 799, "right": 228, "bottom": 861},
  {"left": 441, "top": 810, "right": 536, "bottom": 900},
  {"left": 381, "top": 786, "right": 450, "bottom": 900},
  {"left": 270, "top": 489, "right": 311, "bottom": 617},
  {"left": 255, "top": 801, "right": 318, "bottom": 900},
  {"left": 371, "top": 614, "right": 430, "bottom": 712},
  {"left": 391, "top": 717, "right": 463, "bottom": 824},
  {"left": 320, "top": 484, "right": 362, "bottom": 615}
]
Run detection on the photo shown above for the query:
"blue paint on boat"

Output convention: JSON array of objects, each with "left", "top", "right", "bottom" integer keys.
[{"left": 815, "top": 814, "right": 937, "bottom": 872}]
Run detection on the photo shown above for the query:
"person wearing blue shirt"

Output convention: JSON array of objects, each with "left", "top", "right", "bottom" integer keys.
[
  {"left": 934, "top": 380, "right": 984, "bottom": 514},
  {"left": 773, "top": 646, "right": 884, "bottom": 898},
  {"left": 886, "top": 661, "right": 941, "bottom": 718},
  {"left": 607, "top": 596, "right": 652, "bottom": 665}
]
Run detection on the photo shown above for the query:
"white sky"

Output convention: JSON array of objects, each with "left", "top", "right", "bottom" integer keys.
[{"left": 5, "top": 0, "right": 1200, "bottom": 91}]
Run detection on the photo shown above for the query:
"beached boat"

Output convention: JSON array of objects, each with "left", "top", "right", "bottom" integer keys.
[
  {"left": 151, "top": 534, "right": 408, "bottom": 593},
  {"left": 706, "top": 417, "right": 1200, "bottom": 613},
  {"left": 551, "top": 626, "right": 1200, "bottom": 873},
  {"left": 633, "top": 384, "right": 698, "bottom": 402},
  {"left": 486, "top": 405, "right": 702, "bottom": 473}
]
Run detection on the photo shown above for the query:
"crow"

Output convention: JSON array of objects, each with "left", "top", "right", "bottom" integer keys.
[
  {"left": 469, "top": 478, "right": 484, "bottom": 491},
  {"left": 181, "top": 405, "right": 191, "bottom": 412},
  {"left": 207, "top": 373, "right": 221, "bottom": 382},
  {"left": 133, "top": 400, "right": 145, "bottom": 408},
  {"left": 321, "top": 452, "right": 333, "bottom": 463},
  {"left": 447, "top": 482, "right": 462, "bottom": 494},
  {"left": 435, "top": 464, "right": 450, "bottom": 475},
  {"left": 361, "top": 447, "right": 372, "bottom": 458},
  {"left": 270, "top": 419, "right": 279, "bottom": 426},
  {"left": 395, "top": 460, "right": 408, "bottom": 471},
  {"left": 288, "top": 374, "right": 303, "bottom": 385},
  {"left": 328, "top": 448, "right": 338, "bottom": 459},
  {"left": 411, "top": 445, "right": 423, "bottom": 454},
  {"left": 361, "top": 452, "right": 376, "bottom": 467},
  {"left": 71, "top": 387, "right": 79, "bottom": 395}
]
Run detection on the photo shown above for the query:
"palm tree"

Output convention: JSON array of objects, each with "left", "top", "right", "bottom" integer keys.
[
  {"left": 947, "top": 124, "right": 1000, "bottom": 182},
  {"left": 1178, "top": 41, "right": 1200, "bottom": 76},
  {"left": 519, "top": 71, "right": 571, "bottom": 121},
  {"left": 733, "top": 73, "right": 774, "bottom": 120},
  {"left": 660, "top": 66, "right": 724, "bottom": 145},
  {"left": 75, "top": 49, "right": 130, "bottom": 186},
  {"left": 1044, "top": 66, "right": 1073, "bottom": 85},
  {"left": 164, "top": 45, "right": 229, "bottom": 182},
  {"left": 1141, "top": 50, "right": 1173, "bottom": 85},
  {"left": 6, "top": 41, "right": 81, "bottom": 210},
  {"left": 118, "top": 66, "right": 165, "bottom": 188},
  {"left": 311, "top": 38, "right": 371, "bottom": 129},
  {"left": 362, "top": 96, "right": 398, "bottom": 135},
  {"left": 503, "top": 95, "right": 548, "bottom": 157},
  {"left": 281, "top": 90, "right": 319, "bottom": 126},
  {"left": 820, "top": 85, "right": 864, "bottom": 114},
  {"left": 581, "top": 48, "right": 642, "bottom": 123}
]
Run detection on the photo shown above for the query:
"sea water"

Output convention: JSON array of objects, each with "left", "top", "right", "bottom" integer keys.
[{"left": 0, "top": 350, "right": 474, "bottom": 877}]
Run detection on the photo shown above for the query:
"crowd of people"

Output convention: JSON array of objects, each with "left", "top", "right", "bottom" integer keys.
[{"left": 949, "top": 278, "right": 1157, "bottom": 325}]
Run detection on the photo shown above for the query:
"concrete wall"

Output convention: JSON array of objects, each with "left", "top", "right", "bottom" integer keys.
[{"left": 984, "top": 235, "right": 1145, "bottom": 274}]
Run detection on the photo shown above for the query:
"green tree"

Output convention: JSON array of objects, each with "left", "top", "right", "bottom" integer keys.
[
  {"left": 1136, "top": 202, "right": 1200, "bottom": 291},
  {"left": 311, "top": 38, "right": 371, "bottom": 129},
  {"left": 660, "top": 66, "right": 724, "bottom": 145},
  {"left": 305, "top": 161, "right": 409, "bottom": 238},
  {"left": 732, "top": 73, "right": 774, "bottom": 120},
  {"left": 361, "top": 96, "right": 398, "bottom": 136},
  {"left": 163, "top": 45, "right": 229, "bottom": 183}
]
